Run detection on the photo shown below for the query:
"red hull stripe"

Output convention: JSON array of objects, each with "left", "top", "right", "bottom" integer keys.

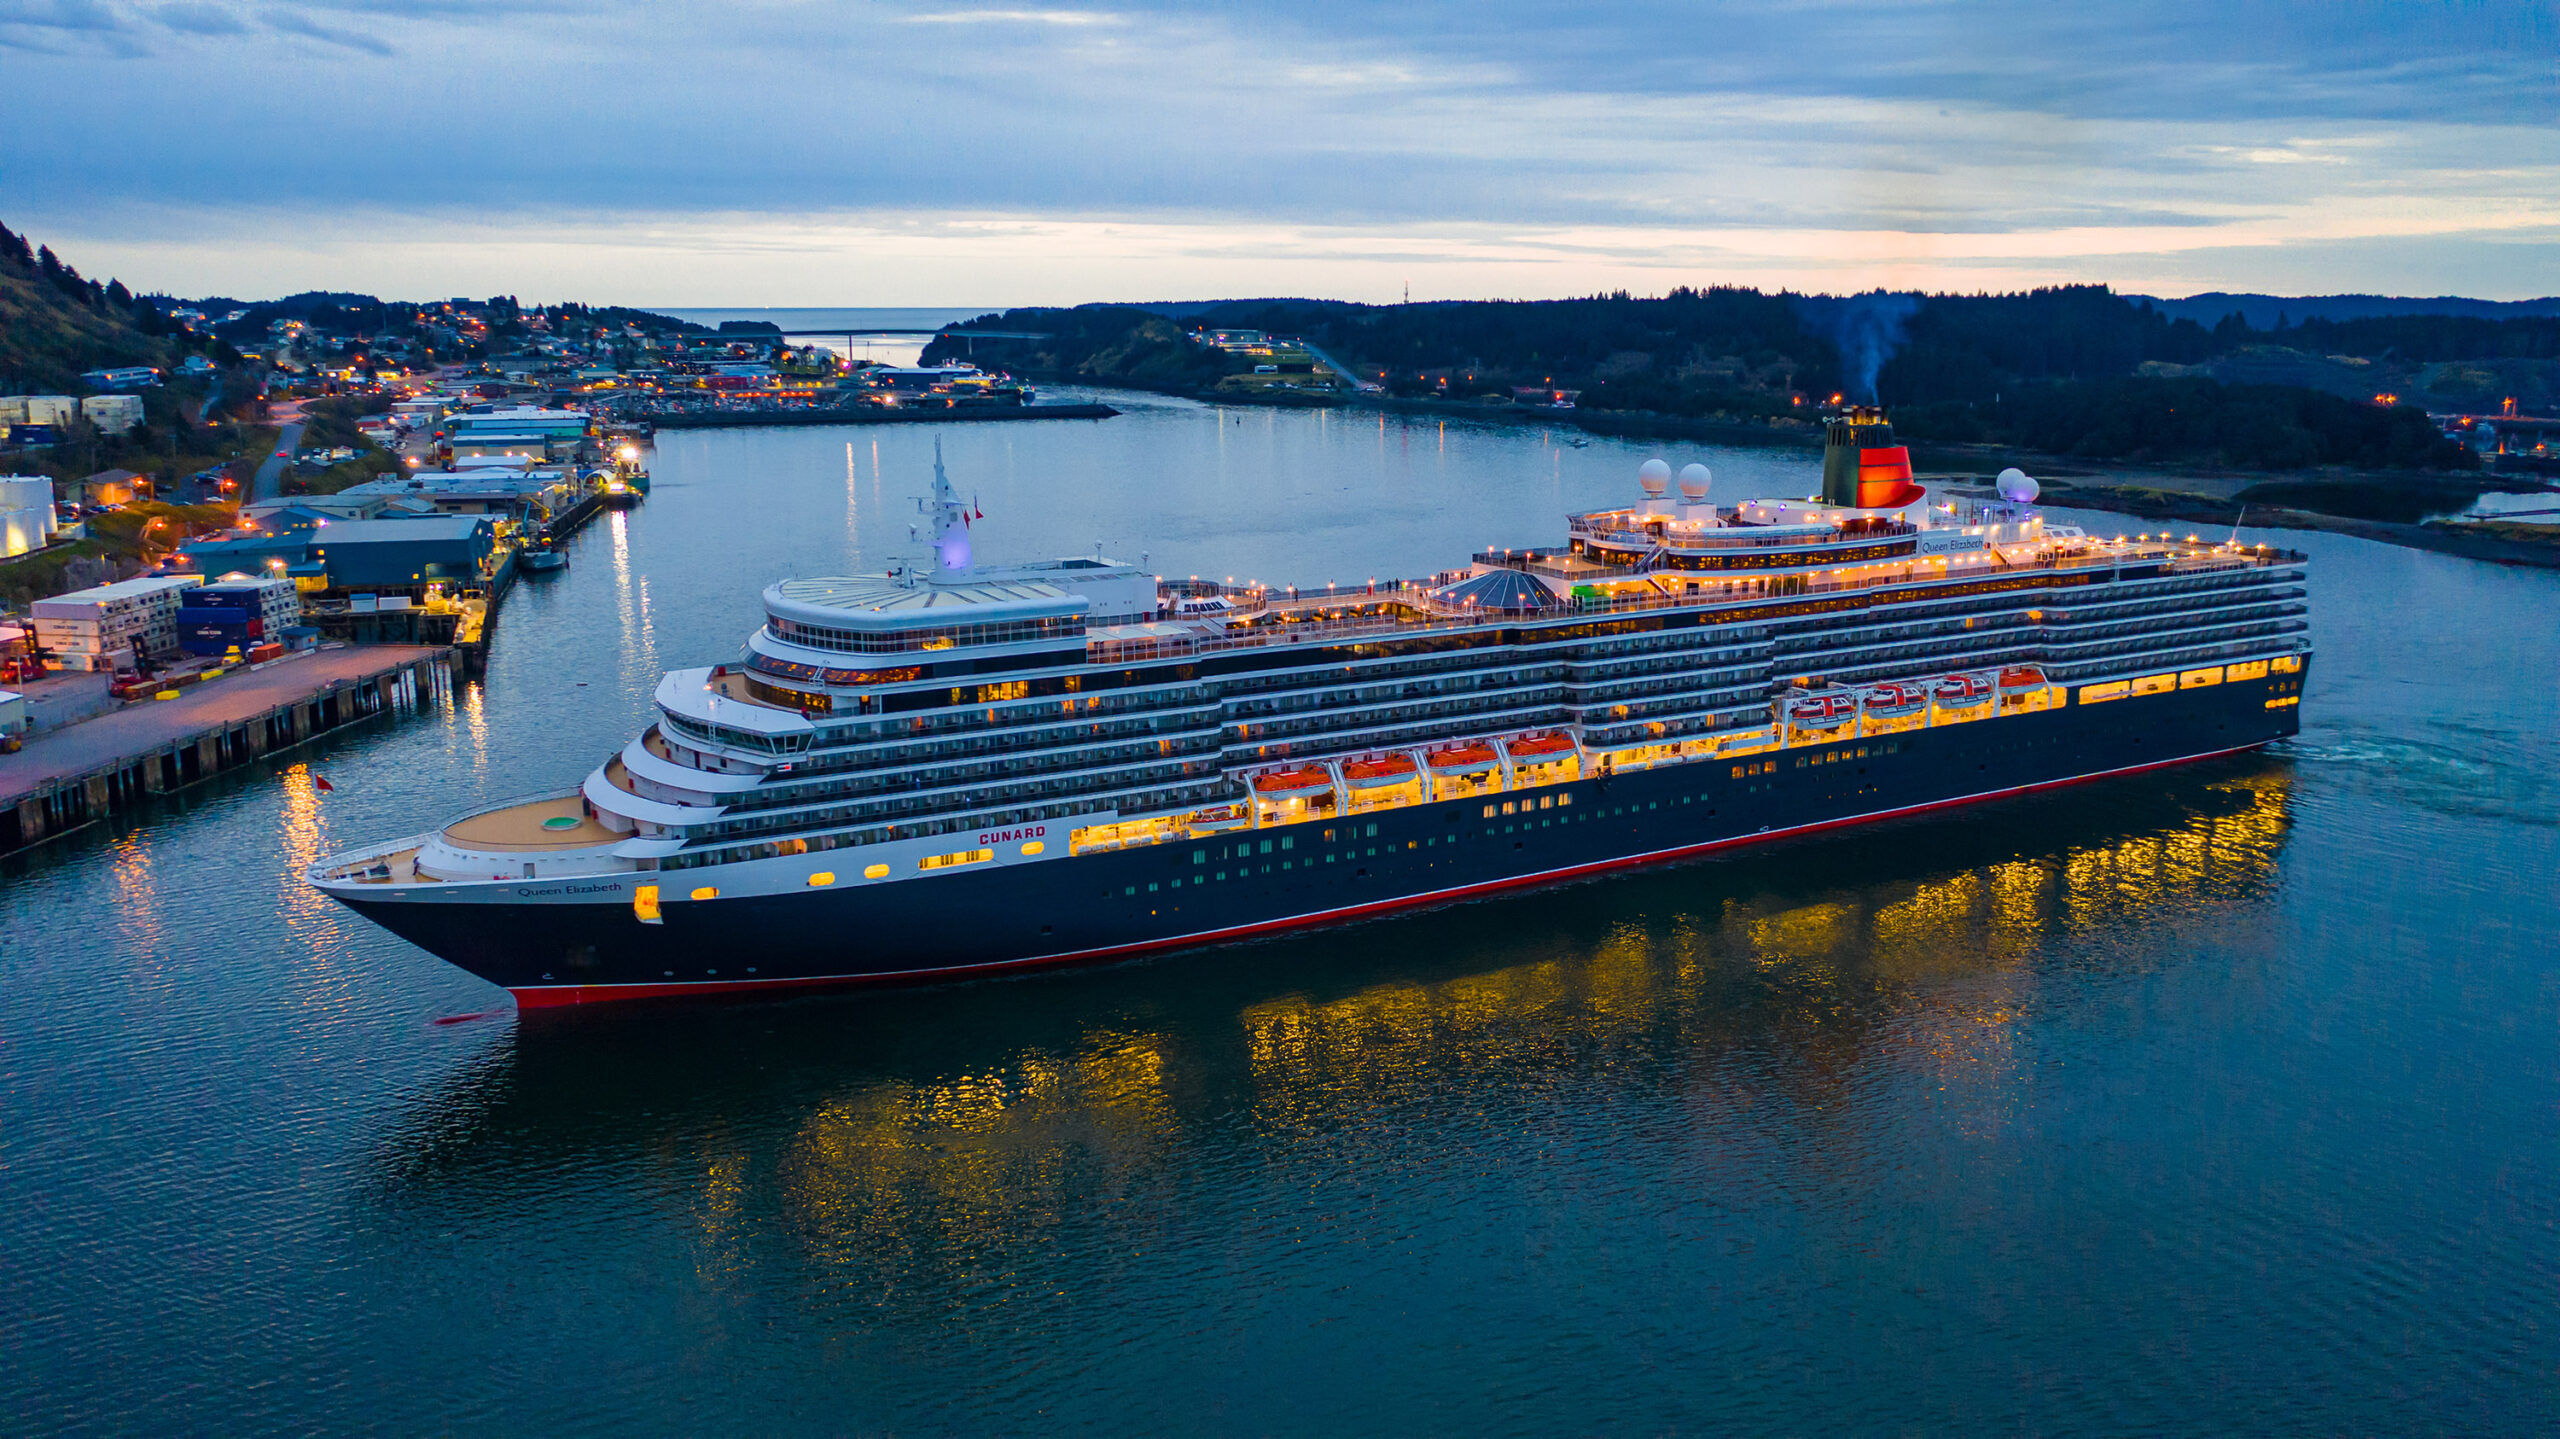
[{"left": 511, "top": 742, "right": 2267, "bottom": 1009}]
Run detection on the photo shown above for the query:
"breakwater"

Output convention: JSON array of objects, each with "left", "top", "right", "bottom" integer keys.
[{"left": 647, "top": 402, "right": 1119, "bottom": 429}]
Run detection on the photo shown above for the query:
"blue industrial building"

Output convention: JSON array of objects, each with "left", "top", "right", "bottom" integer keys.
[{"left": 176, "top": 516, "right": 496, "bottom": 593}]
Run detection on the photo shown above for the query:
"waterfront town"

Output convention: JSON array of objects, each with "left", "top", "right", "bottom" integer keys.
[{"left": 0, "top": 241, "right": 1102, "bottom": 848}]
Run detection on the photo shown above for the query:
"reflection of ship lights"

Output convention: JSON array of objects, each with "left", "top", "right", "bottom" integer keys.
[
  {"left": 387, "top": 771, "right": 2295, "bottom": 1274},
  {"left": 1237, "top": 768, "right": 2294, "bottom": 1100}
]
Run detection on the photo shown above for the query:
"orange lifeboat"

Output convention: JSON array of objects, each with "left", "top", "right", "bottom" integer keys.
[
  {"left": 1503, "top": 733, "right": 1576, "bottom": 763},
  {"left": 1426, "top": 742, "right": 1502, "bottom": 775},
  {"left": 1251, "top": 765, "right": 1333, "bottom": 796},
  {"left": 1787, "top": 693, "right": 1857, "bottom": 725},
  {"left": 1863, "top": 682, "right": 1926, "bottom": 717},
  {"left": 1998, "top": 665, "right": 2048, "bottom": 693},
  {"left": 1934, "top": 673, "right": 1992, "bottom": 704},
  {"left": 1342, "top": 755, "right": 1420, "bottom": 789}
]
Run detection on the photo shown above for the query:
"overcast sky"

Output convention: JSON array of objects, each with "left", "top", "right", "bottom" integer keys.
[{"left": 2, "top": 1, "right": 2554, "bottom": 305}]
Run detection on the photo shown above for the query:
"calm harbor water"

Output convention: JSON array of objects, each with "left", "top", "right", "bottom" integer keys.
[{"left": 4, "top": 391, "right": 2555, "bottom": 1432}]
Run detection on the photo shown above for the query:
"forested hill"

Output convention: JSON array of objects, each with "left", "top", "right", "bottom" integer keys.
[
  {"left": 934, "top": 285, "right": 2551, "bottom": 471},
  {"left": 0, "top": 219, "right": 196, "bottom": 391},
  {"left": 2134, "top": 292, "right": 2560, "bottom": 328}
]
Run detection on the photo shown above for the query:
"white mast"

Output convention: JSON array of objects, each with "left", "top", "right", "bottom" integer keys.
[{"left": 929, "top": 437, "right": 972, "bottom": 579}]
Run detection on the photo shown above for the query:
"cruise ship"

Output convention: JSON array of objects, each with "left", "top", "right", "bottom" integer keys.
[{"left": 310, "top": 413, "right": 2310, "bottom": 1005}]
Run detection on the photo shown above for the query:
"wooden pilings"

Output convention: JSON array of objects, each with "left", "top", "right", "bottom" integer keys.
[{"left": 0, "top": 649, "right": 457, "bottom": 855}]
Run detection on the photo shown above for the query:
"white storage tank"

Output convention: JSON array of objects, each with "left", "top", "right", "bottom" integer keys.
[{"left": 0, "top": 476, "right": 56, "bottom": 559}]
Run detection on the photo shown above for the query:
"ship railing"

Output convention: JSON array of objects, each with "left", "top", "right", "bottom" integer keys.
[
  {"left": 1562, "top": 516, "right": 1918, "bottom": 550},
  {"left": 1086, "top": 544, "right": 2293, "bottom": 665}
]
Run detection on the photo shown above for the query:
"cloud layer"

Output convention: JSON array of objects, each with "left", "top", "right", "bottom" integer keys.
[{"left": 3, "top": 1, "right": 2554, "bottom": 301}]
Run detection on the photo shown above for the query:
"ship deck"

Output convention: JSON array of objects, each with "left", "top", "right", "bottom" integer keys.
[
  {"left": 1082, "top": 544, "right": 2294, "bottom": 665},
  {"left": 441, "top": 794, "right": 620, "bottom": 851}
]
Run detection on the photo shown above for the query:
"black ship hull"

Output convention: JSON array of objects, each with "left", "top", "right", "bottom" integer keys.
[{"left": 335, "top": 670, "right": 2304, "bottom": 1005}]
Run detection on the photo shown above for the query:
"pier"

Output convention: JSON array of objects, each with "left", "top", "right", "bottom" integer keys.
[{"left": 1, "top": 644, "right": 454, "bottom": 855}]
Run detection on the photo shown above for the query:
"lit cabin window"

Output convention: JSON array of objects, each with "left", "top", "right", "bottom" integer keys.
[
  {"left": 1022, "top": 841, "right": 1045, "bottom": 856},
  {"left": 863, "top": 863, "right": 891, "bottom": 879},
  {"left": 920, "top": 848, "right": 994, "bottom": 871},
  {"left": 807, "top": 872, "right": 835, "bottom": 887},
  {"left": 690, "top": 886, "right": 718, "bottom": 901}
]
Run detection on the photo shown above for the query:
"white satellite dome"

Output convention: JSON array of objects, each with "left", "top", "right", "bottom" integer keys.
[
  {"left": 1996, "top": 467, "right": 2040, "bottom": 503},
  {"left": 1637, "top": 458, "right": 1671, "bottom": 496},
  {"left": 1677, "top": 463, "right": 1712, "bottom": 500}
]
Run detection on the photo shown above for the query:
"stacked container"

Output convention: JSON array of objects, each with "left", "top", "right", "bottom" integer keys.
[
  {"left": 178, "top": 577, "right": 302, "bottom": 658},
  {"left": 30, "top": 575, "right": 204, "bottom": 672}
]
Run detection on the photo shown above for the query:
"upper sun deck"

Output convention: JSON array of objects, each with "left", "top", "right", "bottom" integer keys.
[
  {"left": 752, "top": 557, "right": 1159, "bottom": 666},
  {"left": 1568, "top": 504, "right": 1898, "bottom": 548},
  {"left": 697, "top": 442, "right": 2304, "bottom": 725},
  {"left": 765, "top": 573, "right": 1087, "bottom": 629},
  {"left": 711, "top": 526, "right": 2300, "bottom": 708},
  {"left": 1081, "top": 535, "right": 2302, "bottom": 665}
]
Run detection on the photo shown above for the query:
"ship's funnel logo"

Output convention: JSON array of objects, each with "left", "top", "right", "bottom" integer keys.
[
  {"left": 1822, "top": 405, "right": 1921, "bottom": 509},
  {"left": 1854, "top": 444, "right": 1922, "bottom": 509}
]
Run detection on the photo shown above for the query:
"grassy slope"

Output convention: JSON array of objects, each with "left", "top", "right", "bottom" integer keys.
[
  {"left": 0, "top": 262, "right": 177, "bottom": 393},
  {"left": 0, "top": 499, "right": 239, "bottom": 608}
]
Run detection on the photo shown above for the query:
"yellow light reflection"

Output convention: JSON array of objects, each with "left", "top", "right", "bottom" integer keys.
[
  {"left": 774, "top": 1031, "right": 1175, "bottom": 1256},
  {"left": 470, "top": 771, "right": 2296, "bottom": 1287},
  {"left": 1236, "top": 771, "right": 2291, "bottom": 1140}
]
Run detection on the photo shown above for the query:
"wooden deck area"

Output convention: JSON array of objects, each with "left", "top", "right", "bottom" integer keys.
[{"left": 441, "top": 793, "right": 619, "bottom": 851}]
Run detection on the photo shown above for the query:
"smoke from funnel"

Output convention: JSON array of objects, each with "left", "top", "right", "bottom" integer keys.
[{"left": 1799, "top": 291, "right": 1922, "bottom": 403}]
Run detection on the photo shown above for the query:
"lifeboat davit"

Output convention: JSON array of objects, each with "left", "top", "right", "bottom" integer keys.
[
  {"left": 1863, "top": 682, "right": 1926, "bottom": 717},
  {"left": 1342, "top": 755, "right": 1420, "bottom": 788},
  {"left": 1426, "top": 743, "right": 1503, "bottom": 775},
  {"left": 1934, "top": 673, "right": 1993, "bottom": 704},
  {"left": 1998, "top": 665, "right": 2048, "bottom": 694},
  {"left": 1503, "top": 733, "right": 1576, "bottom": 763},
  {"left": 1787, "top": 693, "right": 1857, "bottom": 725},
  {"left": 1251, "top": 765, "right": 1333, "bottom": 796}
]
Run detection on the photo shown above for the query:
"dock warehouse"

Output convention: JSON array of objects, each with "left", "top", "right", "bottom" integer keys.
[{"left": 177, "top": 516, "right": 495, "bottom": 592}]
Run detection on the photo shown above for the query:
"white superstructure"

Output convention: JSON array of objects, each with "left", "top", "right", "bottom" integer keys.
[{"left": 314, "top": 438, "right": 2309, "bottom": 933}]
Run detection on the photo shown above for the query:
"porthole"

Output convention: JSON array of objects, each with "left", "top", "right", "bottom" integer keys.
[
  {"left": 807, "top": 872, "right": 835, "bottom": 887},
  {"left": 1022, "top": 841, "right": 1045, "bottom": 856},
  {"left": 689, "top": 886, "right": 718, "bottom": 901},
  {"left": 863, "top": 863, "right": 890, "bottom": 879}
]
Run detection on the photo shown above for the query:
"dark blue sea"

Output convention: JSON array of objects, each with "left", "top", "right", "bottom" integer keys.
[{"left": 3, "top": 391, "right": 2554, "bottom": 1433}]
